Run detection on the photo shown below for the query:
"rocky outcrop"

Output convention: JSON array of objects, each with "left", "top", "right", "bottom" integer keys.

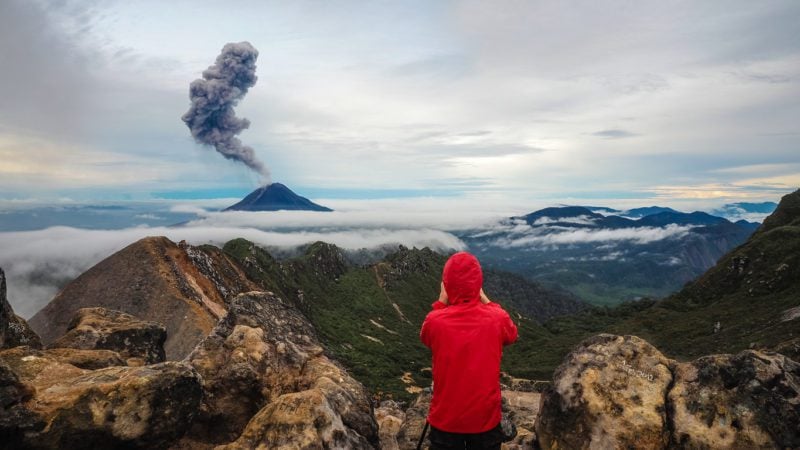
[
  {"left": 29, "top": 237, "right": 259, "bottom": 359},
  {"left": 669, "top": 350, "right": 800, "bottom": 449},
  {"left": 391, "top": 388, "right": 541, "bottom": 450},
  {"left": 536, "top": 334, "right": 674, "bottom": 449},
  {"left": 50, "top": 307, "right": 167, "bottom": 365},
  {"left": 0, "top": 267, "right": 41, "bottom": 350},
  {"left": 0, "top": 346, "right": 202, "bottom": 449},
  {"left": 181, "top": 291, "right": 379, "bottom": 448},
  {"left": 535, "top": 333, "right": 800, "bottom": 449},
  {"left": 375, "top": 400, "right": 406, "bottom": 450}
]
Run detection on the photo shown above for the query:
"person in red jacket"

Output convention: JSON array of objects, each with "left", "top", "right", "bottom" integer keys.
[{"left": 420, "top": 251, "right": 518, "bottom": 449}]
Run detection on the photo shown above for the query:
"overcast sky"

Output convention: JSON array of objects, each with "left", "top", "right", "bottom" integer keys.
[{"left": 1, "top": 0, "right": 798, "bottom": 207}]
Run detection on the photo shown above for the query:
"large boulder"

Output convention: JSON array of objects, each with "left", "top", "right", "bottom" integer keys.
[
  {"left": 181, "top": 291, "right": 379, "bottom": 448},
  {"left": 536, "top": 334, "right": 674, "bottom": 450},
  {"left": 50, "top": 307, "right": 166, "bottom": 365},
  {"left": 669, "top": 350, "right": 800, "bottom": 449},
  {"left": 0, "top": 346, "right": 202, "bottom": 449},
  {"left": 0, "top": 267, "right": 41, "bottom": 350}
]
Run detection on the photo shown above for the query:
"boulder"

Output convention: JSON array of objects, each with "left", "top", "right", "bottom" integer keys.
[
  {"left": 0, "top": 267, "right": 41, "bottom": 350},
  {"left": 0, "top": 346, "right": 202, "bottom": 449},
  {"left": 669, "top": 350, "right": 800, "bottom": 449},
  {"left": 375, "top": 400, "right": 406, "bottom": 450},
  {"left": 394, "top": 389, "right": 431, "bottom": 450},
  {"left": 50, "top": 307, "right": 166, "bottom": 365},
  {"left": 183, "top": 291, "right": 379, "bottom": 448},
  {"left": 536, "top": 334, "right": 674, "bottom": 450}
]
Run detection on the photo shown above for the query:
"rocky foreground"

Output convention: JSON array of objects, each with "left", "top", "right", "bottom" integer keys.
[{"left": 2, "top": 262, "right": 799, "bottom": 449}]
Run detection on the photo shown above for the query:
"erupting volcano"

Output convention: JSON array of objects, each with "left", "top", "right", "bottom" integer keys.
[{"left": 224, "top": 183, "right": 333, "bottom": 212}]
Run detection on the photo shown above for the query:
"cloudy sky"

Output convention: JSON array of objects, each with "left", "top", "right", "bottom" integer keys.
[{"left": 1, "top": 0, "right": 799, "bottom": 207}]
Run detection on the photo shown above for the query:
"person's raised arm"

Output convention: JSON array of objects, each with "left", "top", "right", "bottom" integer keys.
[{"left": 502, "top": 311, "right": 518, "bottom": 346}]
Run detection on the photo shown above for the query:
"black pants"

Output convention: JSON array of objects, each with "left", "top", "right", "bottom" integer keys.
[{"left": 428, "top": 423, "right": 504, "bottom": 450}]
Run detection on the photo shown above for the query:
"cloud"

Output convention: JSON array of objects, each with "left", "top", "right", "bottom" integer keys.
[
  {"left": 593, "top": 129, "right": 638, "bottom": 139},
  {"left": 532, "top": 215, "right": 597, "bottom": 226},
  {"left": 489, "top": 224, "right": 692, "bottom": 249},
  {"left": 0, "top": 224, "right": 465, "bottom": 318}
]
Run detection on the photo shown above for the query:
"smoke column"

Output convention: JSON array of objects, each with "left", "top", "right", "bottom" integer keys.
[{"left": 182, "top": 42, "right": 269, "bottom": 181}]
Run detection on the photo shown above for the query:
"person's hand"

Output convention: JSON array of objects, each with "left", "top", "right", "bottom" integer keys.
[
  {"left": 479, "top": 288, "right": 491, "bottom": 304},
  {"left": 438, "top": 282, "right": 449, "bottom": 305}
]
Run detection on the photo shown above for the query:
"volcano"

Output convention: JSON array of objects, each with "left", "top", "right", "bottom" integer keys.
[{"left": 224, "top": 183, "right": 333, "bottom": 212}]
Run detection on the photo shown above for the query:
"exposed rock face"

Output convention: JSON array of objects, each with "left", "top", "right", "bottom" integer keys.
[
  {"left": 535, "top": 334, "right": 800, "bottom": 450},
  {"left": 536, "top": 334, "right": 675, "bottom": 449},
  {"left": 0, "top": 346, "right": 203, "bottom": 449},
  {"left": 29, "top": 237, "right": 259, "bottom": 359},
  {"left": 669, "top": 350, "right": 800, "bottom": 449},
  {"left": 50, "top": 307, "right": 167, "bottom": 365},
  {"left": 183, "top": 291, "right": 379, "bottom": 448},
  {"left": 0, "top": 267, "right": 41, "bottom": 350}
]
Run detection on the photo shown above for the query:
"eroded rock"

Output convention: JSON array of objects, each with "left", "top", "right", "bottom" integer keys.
[
  {"left": 183, "top": 291, "right": 379, "bottom": 448},
  {"left": 669, "top": 350, "right": 800, "bottom": 449},
  {"left": 536, "top": 334, "right": 674, "bottom": 450},
  {"left": 375, "top": 400, "right": 406, "bottom": 450},
  {"left": 0, "top": 267, "right": 41, "bottom": 350},
  {"left": 0, "top": 346, "right": 202, "bottom": 449},
  {"left": 50, "top": 307, "right": 166, "bottom": 365}
]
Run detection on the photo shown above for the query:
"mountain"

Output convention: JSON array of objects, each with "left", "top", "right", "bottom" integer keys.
[
  {"left": 461, "top": 206, "right": 757, "bottom": 305},
  {"left": 29, "top": 237, "right": 259, "bottom": 359},
  {"left": 224, "top": 182, "right": 333, "bottom": 212},
  {"left": 623, "top": 206, "right": 679, "bottom": 218}
]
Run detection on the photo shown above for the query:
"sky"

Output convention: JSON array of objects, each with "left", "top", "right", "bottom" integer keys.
[{"left": 0, "top": 0, "right": 798, "bottom": 208}]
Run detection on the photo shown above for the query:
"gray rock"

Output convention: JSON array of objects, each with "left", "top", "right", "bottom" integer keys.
[
  {"left": 669, "top": 350, "right": 800, "bottom": 449},
  {"left": 49, "top": 307, "right": 166, "bottom": 365},
  {"left": 0, "top": 267, "right": 42, "bottom": 350}
]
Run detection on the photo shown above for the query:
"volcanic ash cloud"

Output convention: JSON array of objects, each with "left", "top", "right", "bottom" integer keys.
[{"left": 181, "top": 41, "right": 270, "bottom": 181}]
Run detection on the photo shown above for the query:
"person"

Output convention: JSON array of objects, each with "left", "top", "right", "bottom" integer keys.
[{"left": 420, "top": 251, "right": 518, "bottom": 450}]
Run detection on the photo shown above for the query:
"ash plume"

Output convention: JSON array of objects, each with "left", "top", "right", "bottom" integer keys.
[{"left": 182, "top": 42, "right": 270, "bottom": 181}]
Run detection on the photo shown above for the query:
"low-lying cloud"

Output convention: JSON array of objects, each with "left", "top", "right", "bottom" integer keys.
[{"left": 488, "top": 224, "right": 693, "bottom": 249}]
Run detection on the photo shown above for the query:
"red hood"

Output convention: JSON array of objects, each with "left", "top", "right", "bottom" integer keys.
[{"left": 442, "top": 252, "right": 483, "bottom": 305}]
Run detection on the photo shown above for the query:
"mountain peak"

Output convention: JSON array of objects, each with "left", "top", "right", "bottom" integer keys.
[
  {"left": 758, "top": 188, "right": 800, "bottom": 233},
  {"left": 224, "top": 183, "right": 333, "bottom": 212}
]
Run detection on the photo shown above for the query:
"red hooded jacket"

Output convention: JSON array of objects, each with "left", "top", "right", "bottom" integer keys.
[{"left": 420, "top": 252, "right": 518, "bottom": 433}]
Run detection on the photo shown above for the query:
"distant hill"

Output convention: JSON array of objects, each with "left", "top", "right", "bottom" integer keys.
[
  {"left": 623, "top": 206, "right": 679, "bottom": 218},
  {"left": 461, "top": 206, "right": 757, "bottom": 305},
  {"left": 224, "top": 183, "right": 333, "bottom": 212}
]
